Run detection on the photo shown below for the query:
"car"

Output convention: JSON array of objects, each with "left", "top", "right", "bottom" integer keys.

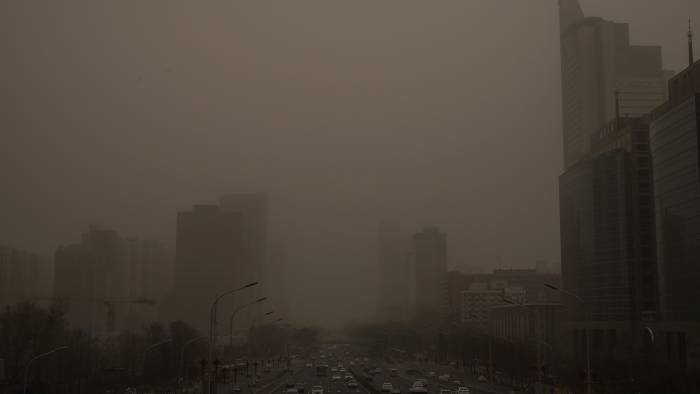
[
  {"left": 452, "top": 380, "right": 461, "bottom": 386},
  {"left": 438, "top": 374, "right": 450, "bottom": 381},
  {"left": 331, "top": 367, "right": 338, "bottom": 373},
  {"left": 306, "top": 363, "right": 313, "bottom": 367},
  {"left": 409, "top": 386, "right": 428, "bottom": 394},
  {"left": 428, "top": 372, "right": 436, "bottom": 378},
  {"left": 230, "top": 385, "right": 242, "bottom": 393},
  {"left": 390, "top": 368, "right": 398, "bottom": 377},
  {"left": 344, "top": 373, "right": 353, "bottom": 380},
  {"left": 332, "top": 374, "right": 342, "bottom": 381},
  {"left": 390, "top": 388, "right": 401, "bottom": 394},
  {"left": 381, "top": 382, "right": 394, "bottom": 392},
  {"left": 286, "top": 389, "right": 299, "bottom": 394},
  {"left": 296, "top": 383, "right": 306, "bottom": 393},
  {"left": 415, "top": 379, "right": 427, "bottom": 387},
  {"left": 347, "top": 380, "right": 359, "bottom": 388},
  {"left": 439, "top": 390, "right": 453, "bottom": 394},
  {"left": 456, "top": 387, "right": 470, "bottom": 394},
  {"left": 311, "top": 386, "right": 324, "bottom": 394},
  {"left": 477, "top": 375, "right": 487, "bottom": 382}
]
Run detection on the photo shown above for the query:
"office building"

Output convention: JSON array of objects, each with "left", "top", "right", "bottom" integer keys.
[
  {"left": 219, "top": 193, "right": 268, "bottom": 323},
  {"left": 413, "top": 227, "right": 447, "bottom": 317},
  {"left": 460, "top": 282, "right": 525, "bottom": 331},
  {"left": 377, "top": 221, "right": 410, "bottom": 322},
  {"left": 650, "top": 59, "right": 700, "bottom": 323},
  {"left": 174, "top": 205, "right": 247, "bottom": 331},
  {"left": 560, "top": 117, "right": 658, "bottom": 324},
  {"left": 646, "top": 58, "right": 700, "bottom": 373},
  {"left": 559, "top": 0, "right": 669, "bottom": 169},
  {"left": 447, "top": 268, "right": 561, "bottom": 322}
]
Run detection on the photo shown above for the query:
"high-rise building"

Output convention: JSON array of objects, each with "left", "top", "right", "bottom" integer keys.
[
  {"left": 54, "top": 226, "right": 170, "bottom": 333},
  {"left": 219, "top": 193, "right": 268, "bottom": 323},
  {"left": 174, "top": 205, "right": 246, "bottom": 331},
  {"left": 54, "top": 243, "right": 96, "bottom": 331},
  {"left": 413, "top": 227, "right": 447, "bottom": 317},
  {"left": 559, "top": 0, "right": 669, "bottom": 169},
  {"left": 649, "top": 59, "right": 700, "bottom": 323},
  {"left": 0, "top": 246, "right": 47, "bottom": 309},
  {"left": 376, "top": 221, "right": 410, "bottom": 322},
  {"left": 560, "top": 117, "right": 658, "bottom": 323}
]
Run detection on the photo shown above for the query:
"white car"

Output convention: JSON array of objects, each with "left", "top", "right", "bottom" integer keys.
[
  {"left": 286, "top": 389, "right": 298, "bottom": 394},
  {"left": 306, "top": 363, "right": 313, "bottom": 367},
  {"left": 457, "top": 387, "right": 470, "bottom": 394},
  {"left": 478, "top": 375, "right": 487, "bottom": 382},
  {"left": 344, "top": 374, "right": 353, "bottom": 380},
  {"left": 347, "top": 380, "right": 359, "bottom": 388},
  {"left": 438, "top": 374, "right": 450, "bottom": 381},
  {"left": 439, "top": 389, "right": 452, "bottom": 394},
  {"left": 381, "top": 383, "right": 393, "bottom": 392},
  {"left": 332, "top": 374, "right": 342, "bottom": 381},
  {"left": 311, "top": 386, "right": 324, "bottom": 394}
]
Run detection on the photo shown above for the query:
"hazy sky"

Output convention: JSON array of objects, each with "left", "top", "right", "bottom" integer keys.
[{"left": 3, "top": 1, "right": 699, "bottom": 326}]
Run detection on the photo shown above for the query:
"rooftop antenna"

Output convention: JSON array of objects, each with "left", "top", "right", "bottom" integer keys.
[{"left": 689, "top": 18, "right": 694, "bottom": 66}]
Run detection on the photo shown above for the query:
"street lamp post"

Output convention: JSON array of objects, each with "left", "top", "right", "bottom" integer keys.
[
  {"left": 180, "top": 336, "right": 206, "bottom": 384},
  {"left": 229, "top": 297, "right": 267, "bottom": 347},
  {"left": 23, "top": 346, "right": 68, "bottom": 394},
  {"left": 208, "top": 281, "right": 259, "bottom": 394},
  {"left": 545, "top": 283, "right": 590, "bottom": 394}
]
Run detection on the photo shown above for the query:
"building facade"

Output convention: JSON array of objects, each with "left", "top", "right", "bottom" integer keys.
[
  {"left": 460, "top": 283, "right": 526, "bottom": 331},
  {"left": 413, "top": 227, "right": 447, "bottom": 317},
  {"left": 174, "top": 204, "right": 247, "bottom": 331},
  {"left": 377, "top": 221, "right": 410, "bottom": 322},
  {"left": 647, "top": 59, "right": 700, "bottom": 373},
  {"left": 558, "top": 0, "right": 668, "bottom": 169}
]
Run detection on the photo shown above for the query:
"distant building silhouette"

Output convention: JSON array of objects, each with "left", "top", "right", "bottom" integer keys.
[
  {"left": 412, "top": 227, "right": 447, "bottom": 318},
  {"left": 219, "top": 193, "right": 268, "bottom": 325},
  {"left": 446, "top": 268, "right": 561, "bottom": 323},
  {"left": 54, "top": 226, "right": 171, "bottom": 334},
  {"left": 174, "top": 205, "right": 247, "bottom": 332},
  {"left": 0, "top": 245, "right": 48, "bottom": 309},
  {"left": 558, "top": 0, "right": 670, "bottom": 169},
  {"left": 376, "top": 221, "right": 410, "bottom": 322}
]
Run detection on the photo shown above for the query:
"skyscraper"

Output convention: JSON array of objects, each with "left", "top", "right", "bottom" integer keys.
[
  {"left": 559, "top": 0, "right": 669, "bottom": 169},
  {"left": 649, "top": 59, "right": 700, "bottom": 323},
  {"left": 219, "top": 193, "right": 268, "bottom": 324},
  {"left": 377, "top": 221, "right": 410, "bottom": 322},
  {"left": 174, "top": 205, "right": 246, "bottom": 331},
  {"left": 413, "top": 227, "right": 447, "bottom": 317},
  {"left": 559, "top": 117, "right": 657, "bottom": 324}
]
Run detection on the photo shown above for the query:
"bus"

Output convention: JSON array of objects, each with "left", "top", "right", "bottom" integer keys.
[{"left": 317, "top": 364, "right": 328, "bottom": 376}]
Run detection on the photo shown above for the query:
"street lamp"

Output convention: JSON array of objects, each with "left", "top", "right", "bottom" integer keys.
[
  {"left": 208, "top": 281, "right": 259, "bottom": 394},
  {"left": 229, "top": 297, "right": 267, "bottom": 347},
  {"left": 180, "top": 335, "right": 207, "bottom": 384},
  {"left": 23, "top": 346, "right": 68, "bottom": 394},
  {"left": 544, "top": 283, "right": 590, "bottom": 394}
]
